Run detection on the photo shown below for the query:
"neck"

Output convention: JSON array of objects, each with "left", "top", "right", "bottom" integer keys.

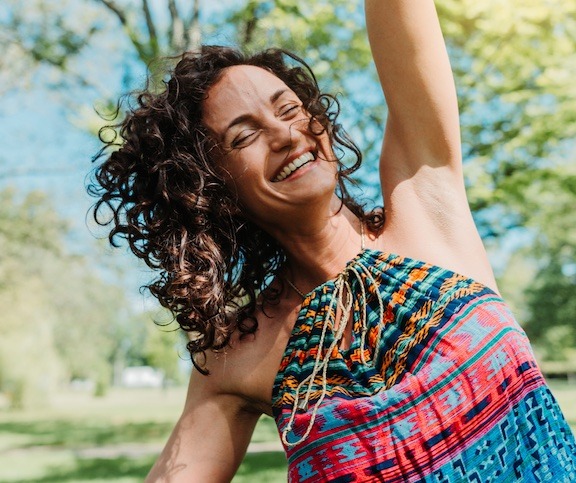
[{"left": 268, "top": 198, "right": 365, "bottom": 295}]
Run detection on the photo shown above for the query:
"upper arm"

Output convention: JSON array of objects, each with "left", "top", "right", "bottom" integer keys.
[
  {"left": 145, "top": 366, "right": 261, "bottom": 483},
  {"left": 364, "top": 0, "right": 462, "bottom": 200},
  {"left": 364, "top": 1, "right": 499, "bottom": 291}
]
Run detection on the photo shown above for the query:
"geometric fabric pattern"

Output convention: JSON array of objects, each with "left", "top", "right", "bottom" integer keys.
[{"left": 272, "top": 250, "right": 576, "bottom": 482}]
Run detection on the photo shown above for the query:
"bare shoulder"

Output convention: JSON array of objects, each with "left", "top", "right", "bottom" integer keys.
[
  {"left": 194, "top": 294, "right": 300, "bottom": 415},
  {"left": 145, "top": 297, "right": 298, "bottom": 482}
]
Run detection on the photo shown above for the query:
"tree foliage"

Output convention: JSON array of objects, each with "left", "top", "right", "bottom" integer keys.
[
  {"left": 512, "top": 160, "right": 576, "bottom": 359},
  {"left": 5, "top": 0, "right": 574, "bottom": 215},
  {"left": 142, "top": 311, "right": 187, "bottom": 384},
  {"left": 440, "top": 0, "right": 576, "bottom": 236},
  {"left": 0, "top": 189, "right": 131, "bottom": 406},
  {"left": 2, "top": 0, "right": 575, "bottom": 362},
  {"left": 524, "top": 257, "right": 576, "bottom": 361}
]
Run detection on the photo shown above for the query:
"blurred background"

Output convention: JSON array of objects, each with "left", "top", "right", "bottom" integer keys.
[{"left": 0, "top": 0, "right": 574, "bottom": 481}]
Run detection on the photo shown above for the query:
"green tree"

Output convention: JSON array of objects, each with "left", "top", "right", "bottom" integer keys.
[
  {"left": 511, "top": 160, "right": 576, "bottom": 359},
  {"left": 523, "top": 257, "right": 576, "bottom": 361},
  {"left": 0, "top": 189, "right": 66, "bottom": 407},
  {"left": 143, "top": 311, "right": 187, "bottom": 385},
  {"left": 4, "top": 0, "right": 574, "bottom": 221},
  {"left": 441, "top": 0, "right": 576, "bottom": 236},
  {"left": 0, "top": 189, "right": 136, "bottom": 406},
  {"left": 2, "top": 0, "right": 575, "bottom": 359}
]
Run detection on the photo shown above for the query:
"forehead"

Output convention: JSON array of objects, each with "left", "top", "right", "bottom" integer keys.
[{"left": 202, "top": 65, "right": 294, "bottom": 133}]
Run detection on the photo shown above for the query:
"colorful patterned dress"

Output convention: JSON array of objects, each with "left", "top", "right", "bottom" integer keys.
[{"left": 272, "top": 249, "right": 576, "bottom": 482}]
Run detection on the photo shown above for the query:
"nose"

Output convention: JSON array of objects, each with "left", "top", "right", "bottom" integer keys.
[{"left": 268, "top": 117, "right": 307, "bottom": 153}]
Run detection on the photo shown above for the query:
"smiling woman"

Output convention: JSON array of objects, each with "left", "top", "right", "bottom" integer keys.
[
  {"left": 89, "top": 46, "right": 377, "bottom": 372},
  {"left": 89, "top": 0, "right": 576, "bottom": 482},
  {"left": 202, "top": 65, "right": 341, "bottom": 226}
]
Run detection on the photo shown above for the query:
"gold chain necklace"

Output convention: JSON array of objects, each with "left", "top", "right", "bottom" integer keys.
[{"left": 285, "top": 276, "right": 307, "bottom": 299}]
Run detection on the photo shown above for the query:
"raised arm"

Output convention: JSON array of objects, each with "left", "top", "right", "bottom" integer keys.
[
  {"left": 365, "top": 0, "right": 461, "bottom": 193},
  {"left": 365, "top": 0, "right": 499, "bottom": 292}
]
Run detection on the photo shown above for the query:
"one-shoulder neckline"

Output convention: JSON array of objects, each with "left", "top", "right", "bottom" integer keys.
[
  {"left": 271, "top": 248, "right": 501, "bottom": 409},
  {"left": 295, "top": 248, "right": 499, "bottom": 306}
]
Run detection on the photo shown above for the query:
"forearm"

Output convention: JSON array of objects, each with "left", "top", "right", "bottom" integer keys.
[{"left": 365, "top": 0, "right": 460, "bottom": 164}]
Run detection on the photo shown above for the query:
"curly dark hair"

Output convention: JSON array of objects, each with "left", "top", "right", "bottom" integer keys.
[{"left": 89, "top": 45, "right": 384, "bottom": 373}]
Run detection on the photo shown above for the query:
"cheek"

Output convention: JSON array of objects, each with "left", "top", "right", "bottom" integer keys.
[
  {"left": 213, "top": 149, "right": 250, "bottom": 183},
  {"left": 221, "top": 162, "right": 249, "bottom": 183},
  {"left": 214, "top": 158, "right": 263, "bottom": 209}
]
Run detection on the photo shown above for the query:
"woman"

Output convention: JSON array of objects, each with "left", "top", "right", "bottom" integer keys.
[{"left": 91, "top": 0, "right": 576, "bottom": 481}]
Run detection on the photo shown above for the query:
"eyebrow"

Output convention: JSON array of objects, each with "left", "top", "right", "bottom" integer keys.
[{"left": 223, "top": 88, "right": 289, "bottom": 135}]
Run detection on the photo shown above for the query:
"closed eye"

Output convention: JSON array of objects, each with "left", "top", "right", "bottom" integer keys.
[
  {"left": 279, "top": 104, "right": 303, "bottom": 118},
  {"left": 231, "top": 129, "right": 261, "bottom": 149}
]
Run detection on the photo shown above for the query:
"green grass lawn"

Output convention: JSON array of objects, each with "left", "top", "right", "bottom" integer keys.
[
  {"left": 0, "top": 387, "right": 286, "bottom": 482},
  {"left": 0, "top": 382, "right": 574, "bottom": 482}
]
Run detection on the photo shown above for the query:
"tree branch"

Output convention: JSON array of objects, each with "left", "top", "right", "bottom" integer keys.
[
  {"left": 142, "top": 0, "right": 159, "bottom": 56},
  {"left": 95, "top": 0, "right": 150, "bottom": 62},
  {"left": 167, "top": 0, "right": 184, "bottom": 51},
  {"left": 184, "top": 0, "right": 201, "bottom": 51},
  {"left": 97, "top": 0, "right": 128, "bottom": 26},
  {"left": 241, "top": 0, "right": 260, "bottom": 48}
]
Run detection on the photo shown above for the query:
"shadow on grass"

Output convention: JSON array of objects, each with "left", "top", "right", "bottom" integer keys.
[
  {"left": 235, "top": 451, "right": 288, "bottom": 479},
  {"left": 0, "top": 420, "right": 172, "bottom": 448},
  {"left": 8, "top": 456, "right": 155, "bottom": 483},
  {"left": 5, "top": 453, "right": 287, "bottom": 483}
]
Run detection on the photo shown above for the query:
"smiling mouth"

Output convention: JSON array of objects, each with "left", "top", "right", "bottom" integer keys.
[{"left": 272, "top": 152, "right": 316, "bottom": 182}]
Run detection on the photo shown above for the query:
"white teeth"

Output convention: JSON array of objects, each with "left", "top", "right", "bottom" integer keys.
[{"left": 274, "top": 152, "right": 315, "bottom": 182}]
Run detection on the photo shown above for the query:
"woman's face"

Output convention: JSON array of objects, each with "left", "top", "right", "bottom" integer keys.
[{"left": 202, "top": 65, "right": 338, "bottom": 229}]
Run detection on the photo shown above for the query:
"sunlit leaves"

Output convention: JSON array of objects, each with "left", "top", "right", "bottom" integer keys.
[
  {"left": 2, "top": 0, "right": 575, "bottom": 366},
  {"left": 0, "top": 190, "right": 129, "bottom": 407}
]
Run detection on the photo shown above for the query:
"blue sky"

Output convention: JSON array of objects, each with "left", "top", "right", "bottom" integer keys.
[
  {"left": 0, "top": 0, "right": 536, "bottom": 295},
  {"left": 0, "top": 0, "right": 259, "bottom": 307}
]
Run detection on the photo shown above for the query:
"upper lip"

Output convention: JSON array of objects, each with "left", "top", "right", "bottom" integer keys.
[{"left": 270, "top": 147, "right": 317, "bottom": 182}]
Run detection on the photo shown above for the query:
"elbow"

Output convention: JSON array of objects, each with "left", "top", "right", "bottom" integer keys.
[{"left": 384, "top": 114, "right": 462, "bottom": 171}]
